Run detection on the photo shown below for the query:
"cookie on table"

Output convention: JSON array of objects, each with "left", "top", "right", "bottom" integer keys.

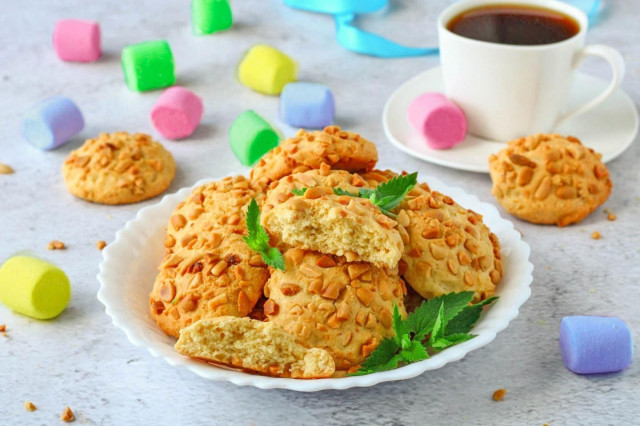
[
  {"left": 149, "top": 175, "right": 268, "bottom": 339},
  {"left": 489, "top": 134, "right": 612, "bottom": 227},
  {"left": 175, "top": 316, "right": 335, "bottom": 379},
  {"left": 62, "top": 132, "right": 175, "bottom": 204},
  {"left": 264, "top": 248, "right": 407, "bottom": 371},
  {"left": 396, "top": 186, "right": 502, "bottom": 303},
  {"left": 249, "top": 125, "right": 378, "bottom": 188}
]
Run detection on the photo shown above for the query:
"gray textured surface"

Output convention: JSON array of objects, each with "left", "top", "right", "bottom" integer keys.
[{"left": 0, "top": 1, "right": 638, "bottom": 425}]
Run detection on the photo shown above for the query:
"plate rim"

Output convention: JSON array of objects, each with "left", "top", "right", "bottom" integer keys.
[
  {"left": 97, "top": 170, "right": 534, "bottom": 392},
  {"left": 382, "top": 66, "right": 639, "bottom": 173}
]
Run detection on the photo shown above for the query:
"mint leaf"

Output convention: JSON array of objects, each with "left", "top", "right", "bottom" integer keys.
[
  {"left": 428, "top": 302, "right": 445, "bottom": 347},
  {"left": 400, "top": 340, "right": 429, "bottom": 362},
  {"left": 392, "top": 303, "right": 408, "bottom": 345},
  {"left": 242, "top": 198, "right": 285, "bottom": 271},
  {"left": 353, "top": 337, "right": 400, "bottom": 375},
  {"left": 407, "top": 292, "right": 474, "bottom": 342},
  {"left": 331, "top": 173, "right": 417, "bottom": 218},
  {"left": 446, "top": 297, "right": 498, "bottom": 334},
  {"left": 291, "top": 188, "right": 308, "bottom": 196},
  {"left": 332, "top": 187, "right": 358, "bottom": 197}
]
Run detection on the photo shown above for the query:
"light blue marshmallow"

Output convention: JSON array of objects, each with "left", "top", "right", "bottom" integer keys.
[
  {"left": 22, "top": 96, "right": 84, "bottom": 150},
  {"left": 560, "top": 316, "right": 633, "bottom": 375},
  {"left": 280, "top": 82, "right": 334, "bottom": 128}
]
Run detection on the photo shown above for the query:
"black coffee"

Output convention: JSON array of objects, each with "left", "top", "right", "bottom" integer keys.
[{"left": 447, "top": 4, "right": 580, "bottom": 46}]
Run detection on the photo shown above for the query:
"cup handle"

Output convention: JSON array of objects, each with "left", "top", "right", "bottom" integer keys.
[{"left": 555, "top": 44, "right": 626, "bottom": 128}]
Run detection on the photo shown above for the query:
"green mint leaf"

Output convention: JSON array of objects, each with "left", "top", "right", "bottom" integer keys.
[
  {"left": 446, "top": 297, "right": 498, "bottom": 335},
  {"left": 243, "top": 198, "right": 285, "bottom": 271},
  {"left": 371, "top": 172, "right": 418, "bottom": 213},
  {"left": 431, "top": 333, "right": 476, "bottom": 350},
  {"left": 392, "top": 303, "right": 408, "bottom": 345},
  {"left": 332, "top": 187, "right": 358, "bottom": 197},
  {"left": 291, "top": 188, "right": 308, "bottom": 196},
  {"left": 352, "top": 337, "right": 400, "bottom": 375},
  {"left": 357, "top": 188, "right": 375, "bottom": 198},
  {"left": 400, "top": 340, "right": 429, "bottom": 362},
  {"left": 427, "top": 302, "right": 446, "bottom": 347},
  {"left": 263, "top": 247, "right": 285, "bottom": 271},
  {"left": 406, "top": 292, "right": 474, "bottom": 342}
]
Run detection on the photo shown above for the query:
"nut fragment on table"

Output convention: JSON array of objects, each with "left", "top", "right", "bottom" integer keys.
[
  {"left": 493, "top": 388, "right": 507, "bottom": 401},
  {"left": 60, "top": 406, "right": 74, "bottom": 422},
  {"left": 0, "top": 162, "right": 14, "bottom": 174},
  {"left": 96, "top": 240, "right": 107, "bottom": 250},
  {"left": 47, "top": 240, "right": 66, "bottom": 250},
  {"left": 24, "top": 401, "right": 37, "bottom": 411}
]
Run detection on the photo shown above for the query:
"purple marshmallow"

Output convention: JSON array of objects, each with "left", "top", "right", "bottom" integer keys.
[
  {"left": 280, "top": 82, "right": 334, "bottom": 129},
  {"left": 22, "top": 96, "right": 84, "bottom": 150},
  {"left": 560, "top": 316, "right": 633, "bottom": 374}
]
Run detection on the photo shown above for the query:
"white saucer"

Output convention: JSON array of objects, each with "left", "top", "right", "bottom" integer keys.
[{"left": 383, "top": 66, "right": 639, "bottom": 173}]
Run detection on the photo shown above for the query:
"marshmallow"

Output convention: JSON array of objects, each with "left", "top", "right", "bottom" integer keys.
[
  {"left": 229, "top": 110, "right": 279, "bottom": 166},
  {"left": 192, "top": 0, "right": 233, "bottom": 35},
  {"left": 121, "top": 40, "right": 176, "bottom": 92},
  {"left": 280, "top": 82, "right": 335, "bottom": 128},
  {"left": 560, "top": 316, "right": 633, "bottom": 374},
  {"left": 0, "top": 256, "right": 71, "bottom": 320},
  {"left": 238, "top": 45, "right": 297, "bottom": 95},
  {"left": 53, "top": 19, "right": 101, "bottom": 62},
  {"left": 22, "top": 96, "right": 84, "bottom": 150},
  {"left": 407, "top": 93, "right": 467, "bottom": 150},
  {"left": 151, "top": 87, "right": 204, "bottom": 140}
]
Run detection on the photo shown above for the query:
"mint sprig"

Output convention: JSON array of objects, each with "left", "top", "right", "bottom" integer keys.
[
  {"left": 333, "top": 173, "right": 418, "bottom": 218},
  {"left": 242, "top": 198, "right": 285, "bottom": 270},
  {"left": 352, "top": 292, "right": 498, "bottom": 375}
]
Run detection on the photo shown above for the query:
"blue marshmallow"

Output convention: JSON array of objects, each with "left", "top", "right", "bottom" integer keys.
[
  {"left": 560, "top": 316, "right": 633, "bottom": 374},
  {"left": 280, "top": 82, "right": 334, "bottom": 128},
  {"left": 22, "top": 96, "right": 84, "bottom": 150}
]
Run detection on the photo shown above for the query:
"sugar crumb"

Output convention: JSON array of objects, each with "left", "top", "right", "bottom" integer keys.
[{"left": 591, "top": 231, "right": 601, "bottom": 240}]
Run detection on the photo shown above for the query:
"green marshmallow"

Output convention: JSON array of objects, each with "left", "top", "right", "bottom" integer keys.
[
  {"left": 229, "top": 110, "right": 280, "bottom": 166},
  {"left": 121, "top": 40, "right": 176, "bottom": 92},
  {"left": 192, "top": 0, "right": 233, "bottom": 35},
  {"left": 0, "top": 256, "right": 71, "bottom": 320}
]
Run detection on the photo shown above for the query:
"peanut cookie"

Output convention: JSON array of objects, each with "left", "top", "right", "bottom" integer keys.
[
  {"left": 150, "top": 176, "right": 268, "bottom": 338},
  {"left": 62, "top": 132, "right": 175, "bottom": 204},
  {"left": 264, "top": 248, "right": 407, "bottom": 371},
  {"left": 262, "top": 169, "right": 403, "bottom": 266},
  {"left": 263, "top": 186, "right": 403, "bottom": 268},
  {"left": 489, "top": 134, "right": 612, "bottom": 227},
  {"left": 250, "top": 126, "right": 378, "bottom": 188},
  {"left": 175, "top": 316, "right": 335, "bottom": 379},
  {"left": 397, "top": 186, "right": 502, "bottom": 303}
]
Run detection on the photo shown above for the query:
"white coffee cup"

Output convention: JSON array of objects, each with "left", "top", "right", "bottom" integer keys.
[{"left": 438, "top": 0, "right": 625, "bottom": 142}]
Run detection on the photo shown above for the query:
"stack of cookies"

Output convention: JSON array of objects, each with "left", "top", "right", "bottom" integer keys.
[{"left": 149, "top": 126, "right": 503, "bottom": 378}]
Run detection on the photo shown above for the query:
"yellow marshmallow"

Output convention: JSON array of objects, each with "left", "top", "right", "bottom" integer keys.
[
  {"left": 238, "top": 45, "right": 297, "bottom": 95},
  {"left": 0, "top": 256, "right": 71, "bottom": 320}
]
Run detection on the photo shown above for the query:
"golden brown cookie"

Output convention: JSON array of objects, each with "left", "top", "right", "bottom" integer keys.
[
  {"left": 261, "top": 169, "right": 403, "bottom": 267},
  {"left": 262, "top": 186, "right": 403, "bottom": 268},
  {"left": 175, "top": 317, "right": 335, "bottom": 379},
  {"left": 149, "top": 175, "right": 268, "bottom": 338},
  {"left": 62, "top": 132, "right": 175, "bottom": 204},
  {"left": 489, "top": 134, "right": 612, "bottom": 227},
  {"left": 396, "top": 186, "right": 502, "bottom": 303},
  {"left": 264, "top": 248, "right": 407, "bottom": 371},
  {"left": 250, "top": 126, "right": 378, "bottom": 188}
]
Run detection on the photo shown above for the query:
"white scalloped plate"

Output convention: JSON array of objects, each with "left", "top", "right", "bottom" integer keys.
[{"left": 97, "top": 171, "right": 533, "bottom": 392}]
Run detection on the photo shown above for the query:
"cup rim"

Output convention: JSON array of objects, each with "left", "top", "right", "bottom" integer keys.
[{"left": 438, "top": 0, "right": 589, "bottom": 50}]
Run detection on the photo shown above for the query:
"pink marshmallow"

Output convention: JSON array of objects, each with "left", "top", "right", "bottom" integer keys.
[
  {"left": 53, "top": 19, "right": 101, "bottom": 62},
  {"left": 408, "top": 93, "right": 467, "bottom": 150},
  {"left": 151, "top": 87, "right": 204, "bottom": 140}
]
